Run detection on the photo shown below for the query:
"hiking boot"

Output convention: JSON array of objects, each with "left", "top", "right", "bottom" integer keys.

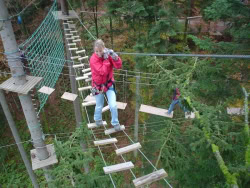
[
  {"left": 95, "top": 120, "right": 103, "bottom": 127},
  {"left": 113, "top": 124, "right": 122, "bottom": 131}
]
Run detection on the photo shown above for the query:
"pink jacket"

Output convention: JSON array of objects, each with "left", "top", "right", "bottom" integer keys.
[{"left": 90, "top": 53, "right": 122, "bottom": 92}]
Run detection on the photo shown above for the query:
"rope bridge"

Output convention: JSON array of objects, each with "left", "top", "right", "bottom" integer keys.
[{"left": 19, "top": 1, "right": 65, "bottom": 114}]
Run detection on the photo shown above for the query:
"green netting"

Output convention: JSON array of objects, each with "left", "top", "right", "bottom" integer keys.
[{"left": 19, "top": 1, "right": 65, "bottom": 114}]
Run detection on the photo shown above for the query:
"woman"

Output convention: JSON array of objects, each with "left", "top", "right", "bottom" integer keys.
[{"left": 90, "top": 39, "right": 122, "bottom": 131}]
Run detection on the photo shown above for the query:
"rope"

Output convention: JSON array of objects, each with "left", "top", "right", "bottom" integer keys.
[{"left": 0, "top": 0, "right": 38, "bottom": 21}]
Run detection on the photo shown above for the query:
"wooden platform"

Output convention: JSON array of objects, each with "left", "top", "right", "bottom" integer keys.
[
  {"left": 103, "top": 162, "right": 134, "bottom": 174},
  {"left": 133, "top": 169, "right": 168, "bottom": 188},
  {"left": 115, "top": 143, "right": 142, "bottom": 156},
  {"left": 38, "top": 86, "right": 55, "bottom": 95},
  {"left": 139, "top": 104, "right": 173, "bottom": 118},
  {"left": 105, "top": 125, "right": 125, "bottom": 135},
  {"left": 88, "top": 121, "right": 107, "bottom": 129},
  {"left": 61, "top": 92, "right": 78, "bottom": 101},
  {"left": 94, "top": 138, "right": 118, "bottom": 146},
  {"left": 30, "top": 144, "right": 58, "bottom": 170},
  {"left": 0, "top": 76, "right": 42, "bottom": 94},
  {"left": 52, "top": 11, "right": 77, "bottom": 20}
]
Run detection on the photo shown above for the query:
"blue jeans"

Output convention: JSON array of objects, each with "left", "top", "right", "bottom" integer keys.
[
  {"left": 168, "top": 99, "right": 187, "bottom": 114},
  {"left": 94, "top": 85, "right": 119, "bottom": 126}
]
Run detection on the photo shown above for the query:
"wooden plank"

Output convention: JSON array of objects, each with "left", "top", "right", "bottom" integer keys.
[
  {"left": 94, "top": 138, "right": 118, "bottom": 146},
  {"left": 64, "top": 28, "right": 71, "bottom": 31},
  {"left": 76, "top": 49, "right": 86, "bottom": 54},
  {"left": 73, "top": 39, "right": 81, "bottom": 42},
  {"left": 105, "top": 125, "right": 125, "bottom": 135},
  {"left": 79, "top": 56, "right": 88, "bottom": 61},
  {"left": 70, "top": 30, "right": 77, "bottom": 33},
  {"left": 115, "top": 143, "right": 142, "bottom": 156},
  {"left": 68, "top": 43, "right": 76, "bottom": 46},
  {"left": 65, "top": 33, "right": 73, "bottom": 36},
  {"left": 78, "top": 86, "right": 91, "bottom": 91},
  {"left": 117, "top": 102, "right": 127, "bottom": 110},
  {"left": 85, "top": 78, "right": 92, "bottom": 82},
  {"left": 227, "top": 107, "right": 244, "bottom": 115},
  {"left": 84, "top": 72, "right": 92, "bottom": 76},
  {"left": 139, "top": 104, "right": 173, "bottom": 118},
  {"left": 66, "top": 37, "right": 74, "bottom": 40},
  {"left": 69, "top": 48, "right": 78, "bottom": 51},
  {"left": 71, "top": 56, "right": 81, "bottom": 60},
  {"left": 38, "top": 86, "right": 55, "bottom": 95},
  {"left": 133, "top": 169, "right": 168, "bottom": 188},
  {"left": 102, "top": 105, "right": 110, "bottom": 113},
  {"left": 103, "top": 162, "right": 134, "bottom": 174},
  {"left": 82, "top": 101, "right": 96, "bottom": 107},
  {"left": 72, "top": 64, "right": 84, "bottom": 68},
  {"left": 88, "top": 121, "right": 107, "bottom": 129},
  {"left": 76, "top": 76, "right": 88, "bottom": 81},
  {"left": 84, "top": 95, "right": 95, "bottom": 102},
  {"left": 67, "top": 21, "right": 74, "bottom": 23},
  {"left": 61, "top": 92, "right": 78, "bottom": 101},
  {"left": 72, "top": 36, "right": 80, "bottom": 39},
  {"left": 82, "top": 68, "right": 91, "bottom": 73}
]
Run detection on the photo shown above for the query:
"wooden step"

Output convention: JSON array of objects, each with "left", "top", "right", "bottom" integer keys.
[
  {"left": 139, "top": 104, "right": 173, "bottom": 118},
  {"left": 88, "top": 121, "right": 107, "bottom": 129},
  {"left": 61, "top": 92, "right": 78, "bottom": 101},
  {"left": 185, "top": 112, "right": 195, "bottom": 119},
  {"left": 84, "top": 95, "right": 95, "bottom": 102},
  {"left": 38, "top": 86, "right": 55, "bottom": 95},
  {"left": 70, "top": 30, "right": 77, "bottom": 33},
  {"left": 133, "top": 169, "right": 168, "bottom": 188},
  {"left": 73, "top": 39, "right": 81, "bottom": 42},
  {"left": 67, "top": 21, "right": 73, "bottom": 23},
  {"left": 82, "top": 101, "right": 96, "bottom": 107},
  {"left": 84, "top": 72, "right": 92, "bottom": 76},
  {"left": 76, "top": 76, "right": 88, "bottom": 81},
  {"left": 117, "top": 102, "right": 127, "bottom": 110},
  {"left": 68, "top": 43, "right": 76, "bottom": 46},
  {"left": 65, "top": 33, "right": 73, "bottom": 36},
  {"left": 62, "top": 22, "right": 69, "bottom": 25},
  {"left": 103, "top": 162, "right": 134, "bottom": 174},
  {"left": 78, "top": 56, "right": 88, "bottom": 61},
  {"left": 105, "top": 125, "right": 125, "bottom": 135},
  {"left": 69, "top": 48, "right": 78, "bottom": 51},
  {"left": 71, "top": 56, "right": 81, "bottom": 60},
  {"left": 64, "top": 28, "right": 71, "bottom": 31},
  {"left": 115, "top": 143, "right": 142, "bottom": 156},
  {"left": 72, "top": 36, "right": 80, "bottom": 39},
  {"left": 94, "top": 138, "right": 117, "bottom": 146},
  {"left": 68, "top": 24, "right": 76, "bottom": 29},
  {"left": 66, "top": 37, "right": 74, "bottom": 40},
  {"left": 102, "top": 105, "right": 110, "bottom": 113},
  {"left": 76, "top": 50, "right": 86, "bottom": 54},
  {"left": 85, "top": 78, "right": 92, "bottom": 82},
  {"left": 78, "top": 86, "right": 91, "bottom": 91},
  {"left": 72, "top": 64, "right": 84, "bottom": 68},
  {"left": 82, "top": 68, "right": 91, "bottom": 73}
]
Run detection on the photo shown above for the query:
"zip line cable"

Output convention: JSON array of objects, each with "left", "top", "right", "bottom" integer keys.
[{"left": 65, "top": 1, "right": 250, "bottom": 60}]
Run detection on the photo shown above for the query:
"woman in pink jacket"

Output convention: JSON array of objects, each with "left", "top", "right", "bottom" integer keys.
[{"left": 90, "top": 39, "right": 122, "bottom": 131}]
